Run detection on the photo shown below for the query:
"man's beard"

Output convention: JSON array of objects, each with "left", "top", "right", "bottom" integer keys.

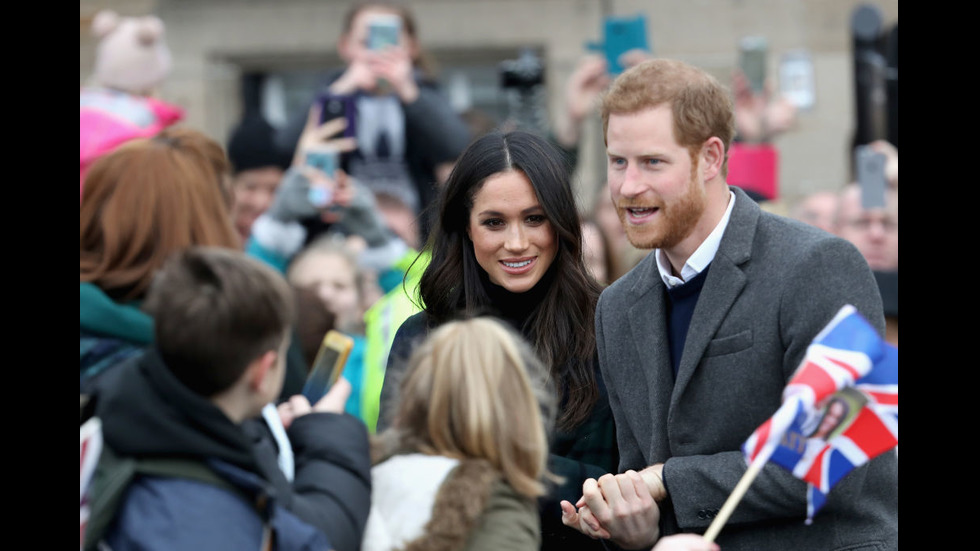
[{"left": 619, "top": 170, "right": 706, "bottom": 251}]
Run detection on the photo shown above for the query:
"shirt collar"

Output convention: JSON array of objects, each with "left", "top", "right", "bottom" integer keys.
[{"left": 656, "top": 190, "right": 736, "bottom": 287}]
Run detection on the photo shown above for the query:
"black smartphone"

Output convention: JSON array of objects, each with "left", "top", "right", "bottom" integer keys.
[
  {"left": 301, "top": 330, "right": 355, "bottom": 404},
  {"left": 317, "top": 93, "right": 358, "bottom": 139}
]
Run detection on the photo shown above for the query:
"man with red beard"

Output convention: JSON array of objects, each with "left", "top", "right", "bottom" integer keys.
[{"left": 560, "top": 59, "right": 897, "bottom": 551}]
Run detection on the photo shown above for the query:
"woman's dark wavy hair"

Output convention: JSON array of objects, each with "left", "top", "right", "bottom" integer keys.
[{"left": 411, "top": 130, "right": 603, "bottom": 430}]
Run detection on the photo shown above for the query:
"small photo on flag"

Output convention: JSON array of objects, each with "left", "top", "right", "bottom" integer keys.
[{"left": 807, "top": 387, "right": 868, "bottom": 441}]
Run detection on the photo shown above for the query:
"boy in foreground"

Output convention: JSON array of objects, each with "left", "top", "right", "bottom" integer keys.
[{"left": 85, "top": 246, "right": 371, "bottom": 551}]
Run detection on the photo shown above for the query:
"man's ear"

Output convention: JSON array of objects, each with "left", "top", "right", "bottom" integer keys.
[
  {"left": 700, "top": 137, "right": 725, "bottom": 181},
  {"left": 248, "top": 350, "right": 279, "bottom": 392}
]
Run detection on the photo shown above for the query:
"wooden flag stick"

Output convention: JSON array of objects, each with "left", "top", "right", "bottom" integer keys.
[{"left": 703, "top": 461, "right": 764, "bottom": 543}]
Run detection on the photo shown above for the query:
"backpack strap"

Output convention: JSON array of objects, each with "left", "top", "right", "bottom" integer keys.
[
  {"left": 83, "top": 444, "right": 267, "bottom": 551},
  {"left": 134, "top": 456, "right": 242, "bottom": 496},
  {"left": 84, "top": 444, "right": 137, "bottom": 551}
]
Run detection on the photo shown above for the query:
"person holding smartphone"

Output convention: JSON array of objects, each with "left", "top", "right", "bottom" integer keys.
[
  {"left": 85, "top": 247, "right": 371, "bottom": 551},
  {"left": 732, "top": 37, "right": 798, "bottom": 145},
  {"left": 287, "top": 234, "right": 379, "bottom": 425},
  {"left": 278, "top": 1, "right": 471, "bottom": 246}
]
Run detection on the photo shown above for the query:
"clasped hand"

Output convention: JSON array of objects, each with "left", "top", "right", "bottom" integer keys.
[{"left": 560, "top": 469, "right": 661, "bottom": 549}]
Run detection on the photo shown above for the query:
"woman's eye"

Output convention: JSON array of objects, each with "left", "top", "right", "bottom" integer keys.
[
  {"left": 482, "top": 218, "right": 504, "bottom": 228},
  {"left": 526, "top": 215, "right": 547, "bottom": 225}
]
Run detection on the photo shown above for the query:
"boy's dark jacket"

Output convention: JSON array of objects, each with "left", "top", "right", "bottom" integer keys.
[{"left": 87, "top": 349, "right": 372, "bottom": 551}]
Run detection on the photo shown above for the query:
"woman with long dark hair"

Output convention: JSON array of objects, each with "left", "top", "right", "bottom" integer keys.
[{"left": 378, "top": 130, "right": 617, "bottom": 550}]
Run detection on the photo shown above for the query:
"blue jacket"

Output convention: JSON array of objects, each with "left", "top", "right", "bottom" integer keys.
[{"left": 106, "top": 459, "right": 330, "bottom": 551}]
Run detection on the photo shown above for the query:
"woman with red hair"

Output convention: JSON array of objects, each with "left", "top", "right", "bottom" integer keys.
[{"left": 80, "top": 127, "right": 241, "bottom": 386}]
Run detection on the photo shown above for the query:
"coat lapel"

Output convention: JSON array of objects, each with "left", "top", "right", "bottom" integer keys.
[
  {"left": 626, "top": 254, "right": 674, "bottom": 459},
  {"left": 672, "top": 187, "right": 758, "bottom": 405}
]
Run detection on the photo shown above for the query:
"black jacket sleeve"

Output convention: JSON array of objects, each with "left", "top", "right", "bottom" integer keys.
[{"left": 245, "top": 412, "right": 372, "bottom": 551}]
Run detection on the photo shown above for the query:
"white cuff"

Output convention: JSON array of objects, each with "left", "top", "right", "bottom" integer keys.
[
  {"left": 358, "top": 238, "right": 410, "bottom": 272},
  {"left": 251, "top": 214, "right": 307, "bottom": 258},
  {"left": 261, "top": 403, "right": 294, "bottom": 482}
]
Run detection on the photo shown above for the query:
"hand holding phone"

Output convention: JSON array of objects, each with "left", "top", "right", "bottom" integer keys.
[
  {"left": 312, "top": 377, "right": 352, "bottom": 415},
  {"left": 278, "top": 378, "right": 352, "bottom": 428},
  {"left": 586, "top": 14, "right": 651, "bottom": 76},
  {"left": 301, "top": 330, "right": 355, "bottom": 404},
  {"left": 304, "top": 147, "right": 338, "bottom": 207}
]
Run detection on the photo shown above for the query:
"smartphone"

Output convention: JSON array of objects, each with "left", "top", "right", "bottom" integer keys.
[
  {"left": 304, "top": 148, "right": 337, "bottom": 207},
  {"left": 317, "top": 92, "right": 357, "bottom": 139},
  {"left": 739, "top": 36, "right": 768, "bottom": 93},
  {"left": 301, "top": 330, "right": 355, "bottom": 404},
  {"left": 588, "top": 14, "right": 650, "bottom": 76},
  {"left": 305, "top": 148, "right": 337, "bottom": 176},
  {"left": 779, "top": 49, "right": 816, "bottom": 110},
  {"left": 367, "top": 14, "right": 401, "bottom": 51},
  {"left": 854, "top": 145, "right": 887, "bottom": 209}
]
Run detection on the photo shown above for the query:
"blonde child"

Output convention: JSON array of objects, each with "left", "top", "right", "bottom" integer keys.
[{"left": 362, "top": 316, "right": 557, "bottom": 551}]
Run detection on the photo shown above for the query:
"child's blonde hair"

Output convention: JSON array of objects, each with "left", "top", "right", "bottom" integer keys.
[
  {"left": 287, "top": 233, "right": 371, "bottom": 334},
  {"left": 378, "top": 316, "right": 558, "bottom": 498}
]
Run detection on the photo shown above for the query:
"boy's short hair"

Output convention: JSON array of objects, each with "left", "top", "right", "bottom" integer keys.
[{"left": 143, "top": 246, "right": 295, "bottom": 397}]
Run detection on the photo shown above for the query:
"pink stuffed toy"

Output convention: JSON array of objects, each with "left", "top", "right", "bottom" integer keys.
[{"left": 80, "top": 10, "right": 184, "bottom": 202}]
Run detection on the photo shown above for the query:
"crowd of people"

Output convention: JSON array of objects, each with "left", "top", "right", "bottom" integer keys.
[
  {"left": 81, "top": 2, "right": 897, "bottom": 550},
  {"left": 788, "top": 138, "right": 899, "bottom": 345}
]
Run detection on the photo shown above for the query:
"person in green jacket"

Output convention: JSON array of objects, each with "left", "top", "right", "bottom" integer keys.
[{"left": 360, "top": 247, "right": 428, "bottom": 432}]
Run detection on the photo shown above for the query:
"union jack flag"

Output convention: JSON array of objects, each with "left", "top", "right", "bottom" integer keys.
[{"left": 741, "top": 305, "right": 898, "bottom": 521}]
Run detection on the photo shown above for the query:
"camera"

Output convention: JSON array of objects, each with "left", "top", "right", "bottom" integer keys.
[{"left": 499, "top": 48, "right": 544, "bottom": 91}]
